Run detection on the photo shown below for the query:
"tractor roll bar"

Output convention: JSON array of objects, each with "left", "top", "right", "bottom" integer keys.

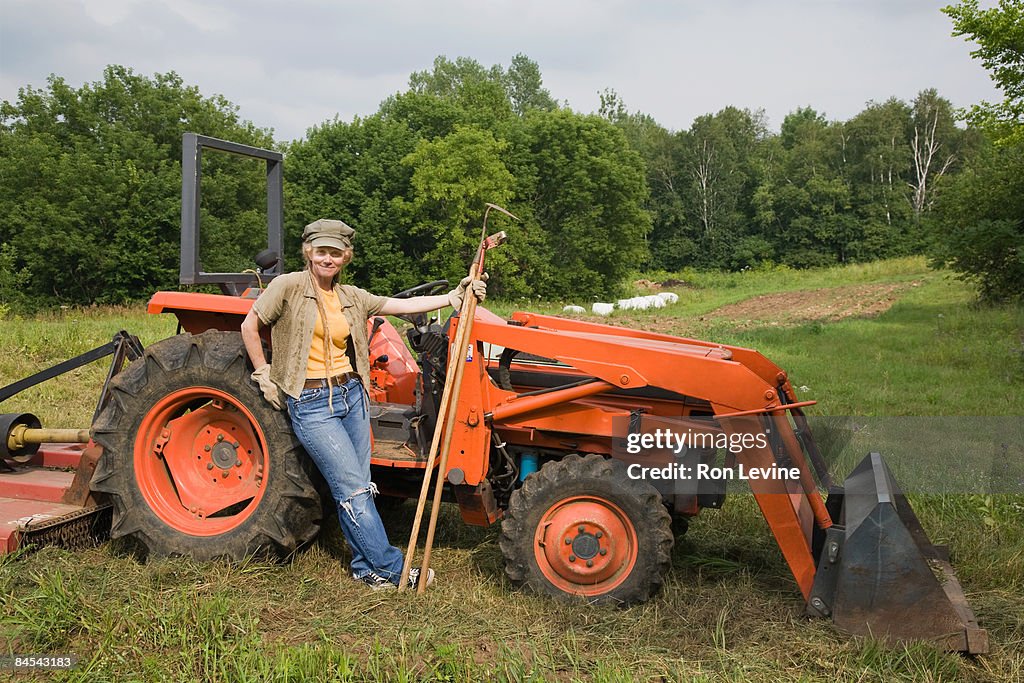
[{"left": 180, "top": 132, "right": 284, "bottom": 293}]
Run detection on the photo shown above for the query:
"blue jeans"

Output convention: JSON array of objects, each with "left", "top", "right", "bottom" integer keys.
[{"left": 286, "top": 378, "right": 404, "bottom": 583}]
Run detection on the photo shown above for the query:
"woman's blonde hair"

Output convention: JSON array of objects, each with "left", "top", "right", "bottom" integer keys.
[{"left": 304, "top": 242, "right": 354, "bottom": 413}]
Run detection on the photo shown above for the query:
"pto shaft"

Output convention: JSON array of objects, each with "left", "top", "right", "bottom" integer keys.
[
  {"left": 1, "top": 412, "right": 89, "bottom": 462},
  {"left": 8, "top": 426, "right": 91, "bottom": 450}
]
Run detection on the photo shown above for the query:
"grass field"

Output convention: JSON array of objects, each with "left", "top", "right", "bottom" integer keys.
[{"left": 1, "top": 257, "right": 1022, "bottom": 681}]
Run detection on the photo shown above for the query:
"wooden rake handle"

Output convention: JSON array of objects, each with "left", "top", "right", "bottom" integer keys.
[{"left": 399, "top": 231, "right": 507, "bottom": 591}]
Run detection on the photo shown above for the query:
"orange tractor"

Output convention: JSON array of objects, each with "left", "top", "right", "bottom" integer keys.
[{"left": 0, "top": 134, "right": 986, "bottom": 653}]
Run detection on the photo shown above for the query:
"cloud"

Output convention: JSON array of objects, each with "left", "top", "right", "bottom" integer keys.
[{"left": 0, "top": 0, "right": 1002, "bottom": 141}]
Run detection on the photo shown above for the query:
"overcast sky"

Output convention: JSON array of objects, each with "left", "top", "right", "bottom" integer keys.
[{"left": 0, "top": 0, "right": 1002, "bottom": 142}]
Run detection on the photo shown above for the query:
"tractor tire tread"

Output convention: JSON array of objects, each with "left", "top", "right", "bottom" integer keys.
[{"left": 91, "top": 330, "right": 322, "bottom": 562}]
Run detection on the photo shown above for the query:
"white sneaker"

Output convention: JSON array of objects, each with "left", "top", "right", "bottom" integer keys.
[{"left": 408, "top": 567, "right": 435, "bottom": 590}]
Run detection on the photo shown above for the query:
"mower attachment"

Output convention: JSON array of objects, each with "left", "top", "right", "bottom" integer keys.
[{"left": 807, "top": 452, "right": 988, "bottom": 654}]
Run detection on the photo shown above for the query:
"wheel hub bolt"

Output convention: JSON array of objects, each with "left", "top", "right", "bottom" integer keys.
[
  {"left": 235, "top": 459, "right": 242, "bottom": 467},
  {"left": 233, "top": 441, "right": 239, "bottom": 448},
  {"left": 578, "top": 525, "right": 585, "bottom": 533},
  {"left": 565, "top": 538, "right": 572, "bottom": 545},
  {"left": 217, "top": 434, "right": 224, "bottom": 442},
  {"left": 221, "top": 471, "right": 229, "bottom": 479},
  {"left": 207, "top": 463, "right": 214, "bottom": 470},
  {"left": 586, "top": 560, "right": 594, "bottom": 568},
  {"left": 204, "top": 445, "right": 211, "bottom": 452},
  {"left": 600, "top": 549, "right": 607, "bottom": 556},
  {"left": 569, "top": 555, "right": 576, "bottom": 562},
  {"left": 595, "top": 531, "right": 603, "bottom": 538}
]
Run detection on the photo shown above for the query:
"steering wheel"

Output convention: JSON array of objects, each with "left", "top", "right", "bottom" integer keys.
[
  {"left": 388, "top": 279, "right": 451, "bottom": 327},
  {"left": 391, "top": 279, "right": 449, "bottom": 300}
]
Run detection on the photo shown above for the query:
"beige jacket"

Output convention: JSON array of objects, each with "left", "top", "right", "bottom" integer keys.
[{"left": 251, "top": 271, "right": 386, "bottom": 399}]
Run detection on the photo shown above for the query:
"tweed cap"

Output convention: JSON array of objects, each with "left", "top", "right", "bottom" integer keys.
[{"left": 302, "top": 219, "right": 354, "bottom": 251}]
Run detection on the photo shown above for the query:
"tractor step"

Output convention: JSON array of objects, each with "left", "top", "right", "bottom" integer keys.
[{"left": 371, "top": 438, "right": 430, "bottom": 469}]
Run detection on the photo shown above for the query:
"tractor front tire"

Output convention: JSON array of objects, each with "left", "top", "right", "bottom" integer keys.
[
  {"left": 499, "top": 453, "right": 673, "bottom": 605},
  {"left": 91, "top": 331, "right": 322, "bottom": 561}
]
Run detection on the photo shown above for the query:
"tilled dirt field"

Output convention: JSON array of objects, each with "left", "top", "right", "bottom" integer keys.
[
  {"left": 597, "top": 282, "right": 917, "bottom": 336},
  {"left": 707, "top": 282, "right": 916, "bottom": 328}
]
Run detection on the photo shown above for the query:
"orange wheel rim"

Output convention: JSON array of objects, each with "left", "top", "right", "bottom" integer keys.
[
  {"left": 534, "top": 495, "right": 638, "bottom": 596},
  {"left": 134, "top": 387, "right": 269, "bottom": 536}
]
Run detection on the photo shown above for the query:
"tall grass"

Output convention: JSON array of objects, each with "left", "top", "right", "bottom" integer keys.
[
  {"left": 1, "top": 259, "right": 1022, "bottom": 681},
  {"left": 0, "top": 305, "right": 176, "bottom": 429}
]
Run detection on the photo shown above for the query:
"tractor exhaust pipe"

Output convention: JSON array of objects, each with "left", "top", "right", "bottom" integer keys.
[{"left": 807, "top": 452, "right": 988, "bottom": 654}]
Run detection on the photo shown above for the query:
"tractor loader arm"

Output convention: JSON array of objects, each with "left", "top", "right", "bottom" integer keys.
[{"left": 439, "top": 309, "right": 986, "bottom": 653}]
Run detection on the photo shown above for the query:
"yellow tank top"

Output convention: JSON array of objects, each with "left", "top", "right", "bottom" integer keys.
[{"left": 306, "top": 290, "right": 355, "bottom": 378}]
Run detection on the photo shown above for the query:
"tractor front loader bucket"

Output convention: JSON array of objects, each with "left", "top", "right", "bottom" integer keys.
[{"left": 807, "top": 452, "right": 988, "bottom": 654}]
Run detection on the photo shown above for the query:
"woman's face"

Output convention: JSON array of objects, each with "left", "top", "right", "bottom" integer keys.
[{"left": 310, "top": 246, "right": 347, "bottom": 281}]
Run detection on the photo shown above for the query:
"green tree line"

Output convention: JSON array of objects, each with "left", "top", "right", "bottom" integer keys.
[
  {"left": 1, "top": 0, "right": 1020, "bottom": 308},
  {"left": 0, "top": 66, "right": 274, "bottom": 309},
  {"left": 603, "top": 90, "right": 980, "bottom": 273}
]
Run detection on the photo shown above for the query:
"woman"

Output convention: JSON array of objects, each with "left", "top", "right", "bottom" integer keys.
[{"left": 240, "top": 218, "right": 485, "bottom": 590}]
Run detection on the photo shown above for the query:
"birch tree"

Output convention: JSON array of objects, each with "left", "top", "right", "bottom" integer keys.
[
  {"left": 682, "top": 107, "right": 765, "bottom": 268},
  {"left": 908, "top": 89, "right": 957, "bottom": 219}
]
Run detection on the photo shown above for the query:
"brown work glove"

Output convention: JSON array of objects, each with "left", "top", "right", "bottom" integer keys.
[
  {"left": 251, "top": 364, "right": 285, "bottom": 410},
  {"left": 448, "top": 273, "right": 488, "bottom": 310}
]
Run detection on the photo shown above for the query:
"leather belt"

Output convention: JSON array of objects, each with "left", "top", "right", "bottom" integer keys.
[{"left": 303, "top": 372, "right": 360, "bottom": 389}]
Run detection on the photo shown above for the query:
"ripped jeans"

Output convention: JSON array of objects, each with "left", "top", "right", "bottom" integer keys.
[{"left": 286, "top": 377, "right": 404, "bottom": 583}]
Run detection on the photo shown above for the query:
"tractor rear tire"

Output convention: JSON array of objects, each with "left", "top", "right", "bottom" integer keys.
[
  {"left": 91, "top": 331, "right": 322, "bottom": 561},
  {"left": 499, "top": 453, "right": 673, "bottom": 605}
]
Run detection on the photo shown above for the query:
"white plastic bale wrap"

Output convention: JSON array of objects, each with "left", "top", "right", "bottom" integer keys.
[
  {"left": 617, "top": 295, "right": 666, "bottom": 310},
  {"left": 657, "top": 292, "right": 680, "bottom": 304}
]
